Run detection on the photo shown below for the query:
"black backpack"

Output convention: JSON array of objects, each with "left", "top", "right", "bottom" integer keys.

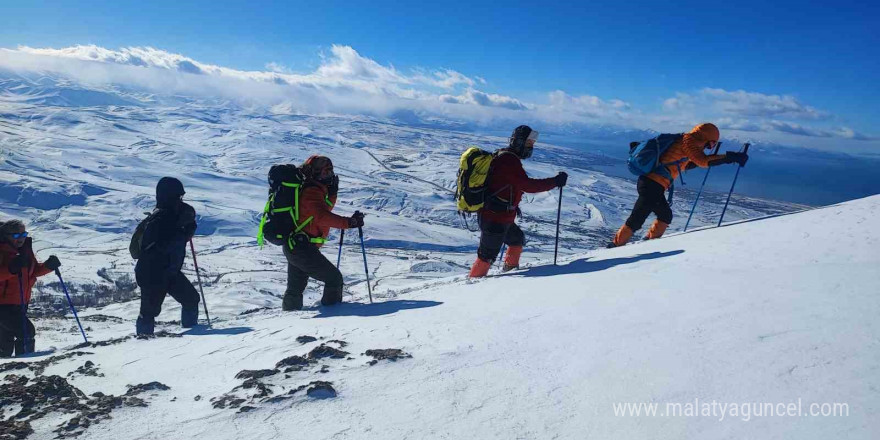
[
  {"left": 130, "top": 210, "right": 163, "bottom": 259},
  {"left": 257, "top": 164, "right": 310, "bottom": 248}
]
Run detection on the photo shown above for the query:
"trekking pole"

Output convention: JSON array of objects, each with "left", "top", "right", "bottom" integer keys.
[
  {"left": 357, "top": 222, "right": 373, "bottom": 304},
  {"left": 17, "top": 272, "right": 29, "bottom": 355},
  {"left": 55, "top": 269, "right": 88, "bottom": 344},
  {"left": 717, "top": 143, "right": 750, "bottom": 227},
  {"left": 554, "top": 186, "right": 563, "bottom": 265},
  {"left": 336, "top": 229, "right": 344, "bottom": 268},
  {"left": 684, "top": 142, "right": 722, "bottom": 232},
  {"left": 189, "top": 239, "right": 211, "bottom": 326}
]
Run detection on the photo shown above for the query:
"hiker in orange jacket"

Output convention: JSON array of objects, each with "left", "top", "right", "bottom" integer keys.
[
  {"left": 469, "top": 125, "right": 567, "bottom": 278},
  {"left": 610, "top": 123, "right": 749, "bottom": 247},
  {"left": 0, "top": 219, "right": 60, "bottom": 357},
  {"left": 281, "top": 155, "right": 364, "bottom": 311}
]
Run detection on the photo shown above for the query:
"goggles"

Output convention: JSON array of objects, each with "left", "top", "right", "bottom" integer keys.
[{"left": 9, "top": 231, "right": 28, "bottom": 239}]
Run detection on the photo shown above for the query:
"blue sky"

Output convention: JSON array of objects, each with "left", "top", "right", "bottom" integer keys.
[{"left": 1, "top": 0, "right": 878, "bottom": 152}]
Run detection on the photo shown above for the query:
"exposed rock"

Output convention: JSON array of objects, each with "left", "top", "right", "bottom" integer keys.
[
  {"left": 124, "top": 382, "right": 171, "bottom": 396},
  {"left": 307, "top": 344, "right": 349, "bottom": 360},
  {"left": 295, "top": 335, "right": 317, "bottom": 344},
  {"left": 234, "top": 369, "right": 279, "bottom": 380},
  {"left": 364, "top": 349, "right": 412, "bottom": 365}
]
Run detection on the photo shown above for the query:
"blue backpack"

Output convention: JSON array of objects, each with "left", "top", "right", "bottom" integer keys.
[
  {"left": 628, "top": 133, "right": 687, "bottom": 203},
  {"left": 627, "top": 133, "right": 687, "bottom": 179}
]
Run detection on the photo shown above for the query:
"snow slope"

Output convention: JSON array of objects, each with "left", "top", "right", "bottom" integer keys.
[{"left": 3, "top": 195, "right": 877, "bottom": 439}]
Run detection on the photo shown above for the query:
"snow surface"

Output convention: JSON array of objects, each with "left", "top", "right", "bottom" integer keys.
[{"left": 3, "top": 195, "right": 879, "bottom": 439}]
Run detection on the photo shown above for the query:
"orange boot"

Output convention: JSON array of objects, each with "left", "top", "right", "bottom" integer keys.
[
  {"left": 502, "top": 245, "right": 523, "bottom": 272},
  {"left": 468, "top": 258, "right": 492, "bottom": 278},
  {"left": 646, "top": 220, "right": 669, "bottom": 240},
  {"left": 611, "top": 225, "right": 633, "bottom": 247}
]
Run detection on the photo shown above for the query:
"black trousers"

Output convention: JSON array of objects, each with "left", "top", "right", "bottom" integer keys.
[
  {"left": 625, "top": 176, "right": 673, "bottom": 231},
  {"left": 0, "top": 305, "right": 35, "bottom": 357},
  {"left": 477, "top": 217, "right": 525, "bottom": 263},
  {"left": 283, "top": 243, "right": 343, "bottom": 305},
  {"left": 137, "top": 271, "right": 200, "bottom": 320}
]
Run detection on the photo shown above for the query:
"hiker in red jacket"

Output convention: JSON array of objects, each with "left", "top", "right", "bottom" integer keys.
[
  {"left": 281, "top": 155, "right": 364, "bottom": 311},
  {"left": 0, "top": 219, "right": 60, "bottom": 357},
  {"left": 469, "top": 125, "right": 567, "bottom": 278}
]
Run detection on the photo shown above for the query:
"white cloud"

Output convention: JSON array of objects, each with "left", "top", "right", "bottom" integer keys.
[
  {"left": 0, "top": 44, "right": 875, "bottom": 150},
  {"left": 665, "top": 88, "right": 827, "bottom": 120},
  {"left": 439, "top": 88, "right": 528, "bottom": 110}
]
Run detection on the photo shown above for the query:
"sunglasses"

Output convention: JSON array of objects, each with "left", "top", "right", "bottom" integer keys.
[{"left": 9, "top": 232, "right": 28, "bottom": 239}]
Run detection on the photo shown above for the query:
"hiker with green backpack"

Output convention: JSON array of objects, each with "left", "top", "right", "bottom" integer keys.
[
  {"left": 257, "top": 155, "right": 365, "bottom": 311},
  {"left": 456, "top": 125, "right": 567, "bottom": 278}
]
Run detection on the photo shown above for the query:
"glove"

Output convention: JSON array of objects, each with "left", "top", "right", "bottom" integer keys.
[
  {"left": 725, "top": 152, "right": 749, "bottom": 167},
  {"left": 8, "top": 253, "right": 31, "bottom": 274},
  {"left": 554, "top": 172, "right": 569, "bottom": 187},
  {"left": 44, "top": 255, "right": 61, "bottom": 271},
  {"left": 348, "top": 211, "right": 365, "bottom": 228}
]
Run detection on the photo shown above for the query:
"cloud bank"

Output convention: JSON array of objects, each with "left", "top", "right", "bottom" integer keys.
[{"left": 0, "top": 44, "right": 875, "bottom": 148}]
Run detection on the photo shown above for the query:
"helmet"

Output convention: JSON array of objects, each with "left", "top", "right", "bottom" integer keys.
[
  {"left": 508, "top": 125, "right": 539, "bottom": 159},
  {"left": 156, "top": 177, "right": 185, "bottom": 208}
]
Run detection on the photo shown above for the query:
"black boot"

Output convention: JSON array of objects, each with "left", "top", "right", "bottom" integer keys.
[
  {"left": 136, "top": 315, "right": 155, "bottom": 336},
  {"left": 282, "top": 293, "right": 303, "bottom": 311}
]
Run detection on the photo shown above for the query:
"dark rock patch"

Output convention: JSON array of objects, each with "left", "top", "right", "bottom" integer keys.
[
  {"left": 68, "top": 361, "right": 103, "bottom": 378},
  {"left": 0, "top": 362, "right": 29, "bottom": 373},
  {"left": 295, "top": 335, "right": 317, "bottom": 344},
  {"left": 275, "top": 355, "right": 311, "bottom": 370},
  {"left": 0, "top": 373, "right": 160, "bottom": 439},
  {"left": 234, "top": 369, "right": 279, "bottom": 380},
  {"left": 306, "top": 382, "right": 337, "bottom": 399},
  {"left": 326, "top": 339, "right": 348, "bottom": 347},
  {"left": 239, "top": 307, "right": 271, "bottom": 316},
  {"left": 308, "top": 344, "right": 349, "bottom": 360},
  {"left": 79, "top": 315, "right": 125, "bottom": 323},
  {"left": 211, "top": 395, "right": 246, "bottom": 410},
  {"left": 364, "top": 349, "right": 412, "bottom": 366},
  {"left": 125, "top": 382, "right": 171, "bottom": 396}
]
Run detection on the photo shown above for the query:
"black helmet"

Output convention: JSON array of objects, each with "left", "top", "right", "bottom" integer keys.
[
  {"left": 156, "top": 177, "right": 185, "bottom": 208},
  {"left": 508, "top": 125, "right": 538, "bottom": 159}
]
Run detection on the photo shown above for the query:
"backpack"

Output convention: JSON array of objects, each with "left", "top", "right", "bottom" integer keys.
[
  {"left": 627, "top": 133, "right": 687, "bottom": 180},
  {"left": 455, "top": 147, "right": 496, "bottom": 213},
  {"left": 130, "top": 210, "right": 162, "bottom": 259},
  {"left": 257, "top": 164, "right": 313, "bottom": 248}
]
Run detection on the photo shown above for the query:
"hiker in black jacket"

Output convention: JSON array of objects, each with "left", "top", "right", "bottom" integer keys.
[{"left": 134, "top": 177, "right": 200, "bottom": 335}]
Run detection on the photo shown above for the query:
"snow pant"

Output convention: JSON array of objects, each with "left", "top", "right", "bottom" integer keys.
[
  {"left": 282, "top": 242, "right": 343, "bottom": 309},
  {"left": 477, "top": 217, "right": 525, "bottom": 263},
  {"left": 625, "top": 176, "right": 672, "bottom": 231},
  {"left": 0, "top": 305, "right": 36, "bottom": 357},
  {"left": 137, "top": 271, "right": 200, "bottom": 322}
]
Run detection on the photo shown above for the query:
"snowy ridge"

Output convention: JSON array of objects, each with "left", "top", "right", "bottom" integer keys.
[{"left": 2, "top": 195, "right": 878, "bottom": 439}]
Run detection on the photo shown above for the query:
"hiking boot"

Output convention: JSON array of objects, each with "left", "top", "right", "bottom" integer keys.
[
  {"left": 136, "top": 315, "right": 155, "bottom": 336},
  {"left": 468, "top": 258, "right": 492, "bottom": 278},
  {"left": 612, "top": 225, "right": 634, "bottom": 247},
  {"left": 646, "top": 220, "right": 669, "bottom": 240},
  {"left": 502, "top": 245, "right": 522, "bottom": 272},
  {"left": 282, "top": 293, "right": 304, "bottom": 311},
  {"left": 181, "top": 307, "right": 199, "bottom": 328}
]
